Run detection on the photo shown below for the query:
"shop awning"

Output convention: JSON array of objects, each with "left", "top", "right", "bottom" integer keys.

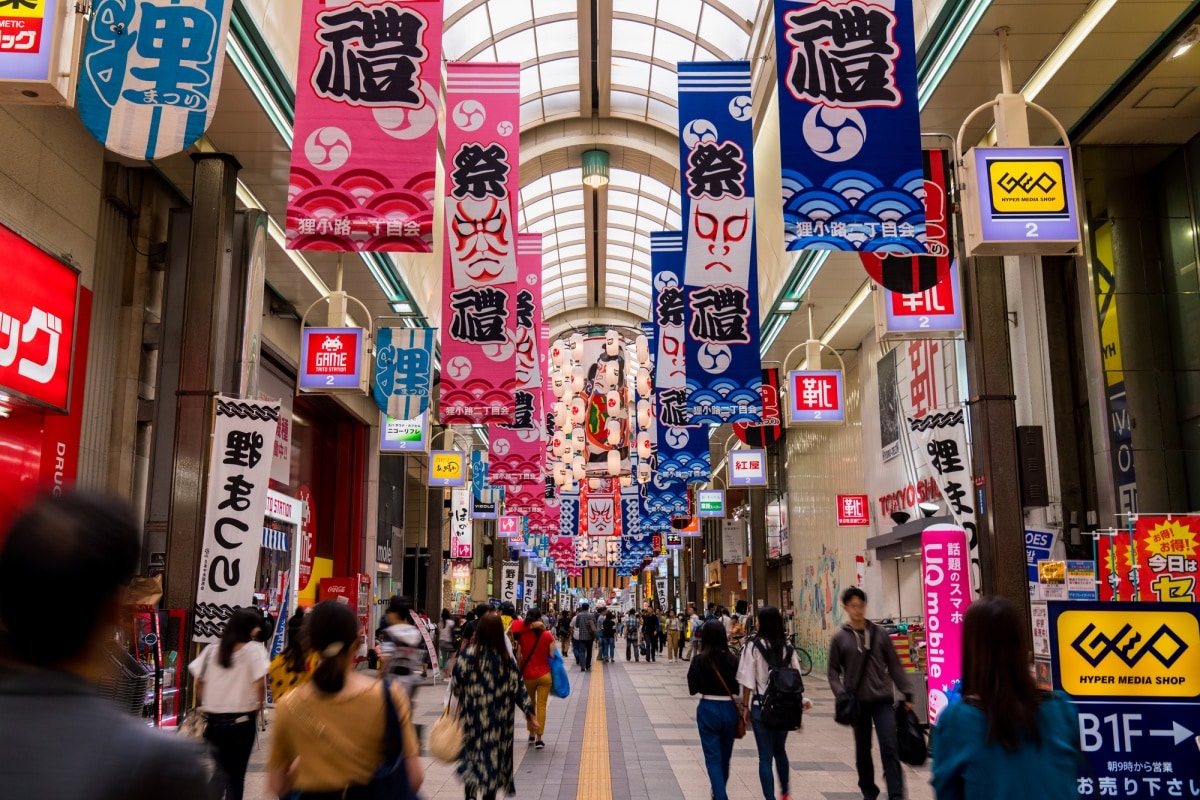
[
  {"left": 262, "top": 527, "right": 290, "bottom": 553},
  {"left": 865, "top": 515, "right": 955, "bottom": 561}
]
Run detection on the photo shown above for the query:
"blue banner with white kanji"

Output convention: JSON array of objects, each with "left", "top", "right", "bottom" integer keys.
[
  {"left": 773, "top": 0, "right": 925, "bottom": 253},
  {"left": 77, "top": 0, "right": 235, "bottom": 160},
  {"left": 373, "top": 327, "right": 434, "bottom": 420},
  {"left": 470, "top": 448, "right": 501, "bottom": 519},
  {"left": 677, "top": 62, "right": 763, "bottom": 425}
]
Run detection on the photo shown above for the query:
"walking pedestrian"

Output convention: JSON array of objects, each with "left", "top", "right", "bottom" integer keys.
[
  {"left": 380, "top": 596, "right": 425, "bottom": 691},
  {"left": 686, "top": 607, "right": 703, "bottom": 660},
  {"left": 453, "top": 613, "right": 538, "bottom": 799},
  {"left": 931, "top": 597, "right": 1081, "bottom": 800},
  {"left": 438, "top": 608, "right": 458, "bottom": 679},
  {"left": 738, "top": 605, "right": 810, "bottom": 800},
  {"left": 828, "top": 588, "right": 914, "bottom": 800},
  {"left": 665, "top": 611, "right": 682, "bottom": 661},
  {"left": 599, "top": 607, "right": 617, "bottom": 662},
  {"left": 640, "top": 607, "right": 660, "bottom": 662},
  {"left": 623, "top": 610, "right": 641, "bottom": 661},
  {"left": 0, "top": 493, "right": 213, "bottom": 800},
  {"left": 556, "top": 610, "right": 573, "bottom": 656},
  {"left": 269, "top": 609, "right": 315, "bottom": 702},
  {"left": 267, "top": 600, "right": 424, "bottom": 798},
  {"left": 190, "top": 607, "right": 270, "bottom": 800},
  {"left": 687, "top": 620, "right": 743, "bottom": 800},
  {"left": 514, "top": 609, "right": 558, "bottom": 750},
  {"left": 572, "top": 603, "right": 598, "bottom": 671}
]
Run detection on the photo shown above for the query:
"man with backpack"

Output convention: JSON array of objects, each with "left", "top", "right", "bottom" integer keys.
[
  {"left": 572, "top": 602, "right": 598, "bottom": 671},
  {"left": 622, "top": 610, "right": 640, "bottom": 661},
  {"left": 736, "top": 605, "right": 811, "bottom": 800}
]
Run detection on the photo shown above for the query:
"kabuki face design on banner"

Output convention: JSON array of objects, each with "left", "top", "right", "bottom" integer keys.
[
  {"left": 446, "top": 145, "right": 517, "bottom": 287},
  {"left": 586, "top": 497, "right": 616, "bottom": 537},
  {"left": 682, "top": 127, "right": 755, "bottom": 290}
]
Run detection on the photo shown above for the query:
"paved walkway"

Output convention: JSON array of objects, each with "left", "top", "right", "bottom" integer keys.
[{"left": 243, "top": 654, "right": 933, "bottom": 800}]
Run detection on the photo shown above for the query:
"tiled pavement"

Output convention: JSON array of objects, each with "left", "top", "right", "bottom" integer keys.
[{"left": 243, "top": 653, "right": 934, "bottom": 800}]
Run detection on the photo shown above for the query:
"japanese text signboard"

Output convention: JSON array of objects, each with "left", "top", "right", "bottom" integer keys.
[
  {"left": 729, "top": 449, "right": 766, "bottom": 486},
  {"left": 438, "top": 61, "right": 521, "bottom": 425},
  {"left": 77, "top": 0, "right": 235, "bottom": 159},
  {"left": 788, "top": 369, "right": 844, "bottom": 424},
  {"left": 698, "top": 489, "right": 725, "bottom": 518},
  {"left": 0, "top": 221, "right": 78, "bottom": 413},
  {"left": 1026, "top": 528, "right": 1056, "bottom": 584},
  {"left": 469, "top": 448, "right": 500, "bottom": 519},
  {"left": 772, "top": 0, "right": 925, "bottom": 254},
  {"left": 0, "top": 0, "right": 53, "bottom": 80},
  {"left": 1097, "top": 516, "right": 1200, "bottom": 603},
  {"left": 921, "top": 524, "right": 970, "bottom": 725},
  {"left": 676, "top": 61, "right": 763, "bottom": 425},
  {"left": 1048, "top": 601, "right": 1200, "bottom": 796},
  {"left": 428, "top": 450, "right": 464, "bottom": 487},
  {"left": 299, "top": 327, "right": 364, "bottom": 392},
  {"left": 373, "top": 327, "right": 433, "bottom": 420},
  {"left": 194, "top": 396, "right": 280, "bottom": 642},
  {"left": 449, "top": 487, "right": 472, "bottom": 559},
  {"left": 963, "top": 146, "right": 1080, "bottom": 256},
  {"left": 836, "top": 494, "right": 869, "bottom": 527},
  {"left": 500, "top": 560, "right": 518, "bottom": 603},
  {"left": 881, "top": 262, "right": 963, "bottom": 337},
  {"left": 379, "top": 411, "right": 428, "bottom": 453},
  {"left": 286, "top": 0, "right": 442, "bottom": 251}
]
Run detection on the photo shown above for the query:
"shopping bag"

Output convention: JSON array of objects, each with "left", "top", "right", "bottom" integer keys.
[
  {"left": 896, "top": 704, "right": 927, "bottom": 766},
  {"left": 549, "top": 649, "right": 571, "bottom": 699}
]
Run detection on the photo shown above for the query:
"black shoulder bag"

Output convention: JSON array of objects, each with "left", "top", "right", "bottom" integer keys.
[{"left": 834, "top": 625, "right": 872, "bottom": 726}]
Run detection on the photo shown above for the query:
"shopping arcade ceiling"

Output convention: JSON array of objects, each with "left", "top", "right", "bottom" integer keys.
[{"left": 150, "top": 0, "right": 1200, "bottom": 374}]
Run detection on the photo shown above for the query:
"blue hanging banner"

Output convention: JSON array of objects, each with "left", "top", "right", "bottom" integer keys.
[
  {"left": 77, "top": 0, "right": 236, "bottom": 160},
  {"left": 773, "top": 0, "right": 925, "bottom": 253},
  {"left": 676, "top": 62, "right": 763, "bottom": 425},
  {"left": 373, "top": 327, "right": 435, "bottom": 420},
  {"left": 470, "top": 449, "right": 501, "bottom": 519}
]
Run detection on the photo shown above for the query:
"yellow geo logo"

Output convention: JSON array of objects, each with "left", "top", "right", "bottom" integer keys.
[
  {"left": 987, "top": 158, "right": 1068, "bottom": 218},
  {"left": 1057, "top": 610, "right": 1200, "bottom": 697}
]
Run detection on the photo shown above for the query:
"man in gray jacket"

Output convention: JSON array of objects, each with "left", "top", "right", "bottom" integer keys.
[
  {"left": 572, "top": 602, "right": 598, "bottom": 671},
  {"left": 828, "top": 588, "right": 913, "bottom": 800},
  {"left": 0, "top": 494, "right": 215, "bottom": 800}
]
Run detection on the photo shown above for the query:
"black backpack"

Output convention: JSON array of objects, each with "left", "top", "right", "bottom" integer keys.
[{"left": 755, "top": 639, "right": 805, "bottom": 731}]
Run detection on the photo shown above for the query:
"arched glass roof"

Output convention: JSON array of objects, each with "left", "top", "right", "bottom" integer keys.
[
  {"left": 519, "top": 168, "right": 681, "bottom": 320},
  {"left": 444, "top": 0, "right": 762, "bottom": 321}
]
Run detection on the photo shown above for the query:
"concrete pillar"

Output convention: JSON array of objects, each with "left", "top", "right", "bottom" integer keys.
[
  {"left": 749, "top": 487, "right": 767, "bottom": 612},
  {"left": 162, "top": 154, "right": 240, "bottom": 615},
  {"left": 424, "top": 487, "right": 443, "bottom": 618}
]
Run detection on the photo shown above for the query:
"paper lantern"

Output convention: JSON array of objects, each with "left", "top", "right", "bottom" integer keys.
[
  {"left": 571, "top": 456, "right": 586, "bottom": 480},
  {"left": 551, "top": 339, "right": 567, "bottom": 367},
  {"left": 635, "top": 334, "right": 649, "bottom": 364},
  {"left": 637, "top": 463, "right": 651, "bottom": 484},
  {"left": 607, "top": 450, "right": 621, "bottom": 476},
  {"left": 606, "top": 419, "right": 622, "bottom": 446},
  {"left": 571, "top": 365, "right": 585, "bottom": 394},
  {"left": 588, "top": 477, "right": 602, "bottom": 491},
  {"left": 605, "top": 390, "right": 621, "bottom": 414},
  {"left": 637, "top": 435, "right": 652, "bottom": 460},
  {"left": 605, "top": 329, "right": 620, "bottom": 357},
  {"left": 636, "top": 368, "right": 652, "bottom": 399},
  {"left": 619, "top": 474, "right": 633, "bottom": 487}
]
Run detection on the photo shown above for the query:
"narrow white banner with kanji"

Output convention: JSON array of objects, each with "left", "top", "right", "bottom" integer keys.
[{"left": 195, "top": 396, "right": 280, "bottom": 642}]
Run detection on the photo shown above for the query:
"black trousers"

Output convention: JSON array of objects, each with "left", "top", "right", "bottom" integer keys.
[
  {"left": 626, "top": 635, "right": 639, "bottom": 661},
  {"left": 852, "top": 700, "right": 904, "bottom": 800},
  {"left": 205, "top": 712, "right": 257, "bottom": 800}
]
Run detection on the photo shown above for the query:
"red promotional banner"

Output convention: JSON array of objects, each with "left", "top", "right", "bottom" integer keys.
[
  {"left": 1097, "top": 516, "right": 1199, "bottom": 602},
  {"left": 286, "top": 0, "right": 443, "bottom": 251},
  {"left": 438, "top": 62, "right": 522, "bottom": 424}
]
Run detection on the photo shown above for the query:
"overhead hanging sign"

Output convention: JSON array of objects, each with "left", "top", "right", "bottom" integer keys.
[
  {"left": 677, "top": 60, "right": 762, "bottom": 425},
  {"left": 373, "top": 327, "right": 434, "bottom": 420},
  {"left": 836, "top": 494, "right": 870, "bottom": 527},
  {"left": 299, "top": 327, "right": 365, "bottom": 392},
  {"left": 1096, "top": 516, "right": 1200, "bottom": 603},
  {"left": 194, "top": 396, "right": 280, "bottom": 642},
  {"left": 379, "top": 410, "right": 428, "bottom": 453},
  {"left": 77, "top": 0, "right": 235, "bottom": 159},
  {"left": 428, "top": 450, "right": 464, "bottom": 487},
  {"left": 733, "top": 367, "right": 783, "bottom": 447},
  {"left": 773, "top": 0, "right": 925, "bottom": 253},
  {"left": 963, "top": 146, "right": 1080, "bottom": 256},
  {"left": 729, "top": 449, "right": 766, "bottom": 486},
  {"left": 438, "top": 61, "right": 521, "bottom": 425},
  {"left": 286, "top": 0, "right": 442, "bottom": 250},
  {"left": 697, "top": 489, "right": 725, "bottom": 518},
  {"left": 0, "top": 221, "right": 79, "bottom": 413},
  {"left": 788, "top": 369, "right": 844, "bottom": 424},
  {"left": 721, "top": 519, "right": 746, "bottom": 564},
  {"left": 449, "top": 487, "right": 472, "bottom": 559},
  {"left": 469, "top": 448, "right": 500, "bottom": 519},
  {"left": 879, "top": 261, "right": 963, "bottom": 338},
  {"left": 499, "top": 560, "right": 518, "bottom": 603},
  {"left": 921, "top": 524, "right": 971, "bottom": 725}
]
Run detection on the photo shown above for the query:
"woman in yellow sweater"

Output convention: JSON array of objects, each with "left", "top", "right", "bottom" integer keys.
[
  {"left": 268, "top": 601, "right": 424, "bottom": 798},
  {"left": 268, "top": 610, "right": 317, "bottom": 702}
]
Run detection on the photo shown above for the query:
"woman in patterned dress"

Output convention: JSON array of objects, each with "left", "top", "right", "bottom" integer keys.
[{"left": 452, "top": 611, "right": 537, "bottom": 800}]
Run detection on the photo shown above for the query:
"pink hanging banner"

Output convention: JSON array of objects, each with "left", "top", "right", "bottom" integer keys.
[
  {"left": 921, "top": 524, "right": 971, "bottom": 725},
  {"left": 488, "top": 234, "right": 544, "bottom": 484},
  {"left": 439, "top": 62, "right": 522, "bottom": 424},
  {"left": 286, "top": 0, "right": 442, "bottom": 251}
]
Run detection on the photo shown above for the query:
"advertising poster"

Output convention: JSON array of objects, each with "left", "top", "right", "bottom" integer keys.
[
  {"left": 438, "top": 61, "right": 521, "bottom": 424},
  {"left": 285, "top": 0, "right": 442, "bottom": 250},
  {"left": 676, "top": 61, "right": 762, "bottom": 425},
  {"left": 373, "top": 327, "right": 434, "bottom": 420},
  {"left": 772, "top": 0, "right": 924, "bottom": 253},
  {"left": 921, "top": 524, "right": 970, "bottom": 724},
  {"left": 1097, "top": 517, "right": 1199, "bottom": 602},
  {"left": 449, "top": 487, "right": 472, "bottom": 560},
  {"left": 77, "top": 0, "right": 236, "bottom": 159}
]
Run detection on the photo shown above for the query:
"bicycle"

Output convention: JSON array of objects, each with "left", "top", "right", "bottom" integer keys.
[{"left": 788, "top": 634, "right": 814, "bottom": 676}]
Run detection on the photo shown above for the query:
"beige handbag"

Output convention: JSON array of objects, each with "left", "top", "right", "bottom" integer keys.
[{"left": 428, "top": 683, "right": 463, "bottom": 764}]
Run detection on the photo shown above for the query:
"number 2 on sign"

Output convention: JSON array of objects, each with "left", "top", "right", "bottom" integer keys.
[
  {"left": 1025, "top": 223, "right": 1039, "bottom": 238},
  {"left": 326, "top": 375, "right": 335, "bottom": 385}
]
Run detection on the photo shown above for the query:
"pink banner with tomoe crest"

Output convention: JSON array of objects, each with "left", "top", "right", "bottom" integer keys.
[
  {"left": 438, "top": 62, "right": 522, "bottom": 424},
  {"left": 286, "top": 0, "right": 442, "bottom": 251}
]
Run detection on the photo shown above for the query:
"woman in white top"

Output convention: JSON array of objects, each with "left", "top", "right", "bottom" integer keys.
[
  {"left": 735, "top": 605, "right": 810, "bottom": 800},
  {"left": 189, "top": 607, "right": 270, "bottom": 800}
]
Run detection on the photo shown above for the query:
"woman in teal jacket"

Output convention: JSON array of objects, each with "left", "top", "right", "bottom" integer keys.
[{"left": 931, "top": 596, "right": 1082, "bottom": 800}]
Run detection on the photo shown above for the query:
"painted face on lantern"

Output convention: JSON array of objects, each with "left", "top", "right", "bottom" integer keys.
[
  {"left": 684, "top": 196, "right": 754, "bottom": 289},
  {"left": 447, "top": 196, "right": 517, "bottom": 287}
]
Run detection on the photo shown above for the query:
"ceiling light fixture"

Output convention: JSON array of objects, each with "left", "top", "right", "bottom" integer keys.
[
  {"left": 1020, "top": 0, "right": 1118, "bottom": 103},
  {"left": 1172, "top": 24, "right": 1200, "bottom": 59},
  {"left": 778, "top": 300, "right": 799, "bottom": 312},
  {"left": 582, "top": 149, "right": 610, "bottom": 188}
]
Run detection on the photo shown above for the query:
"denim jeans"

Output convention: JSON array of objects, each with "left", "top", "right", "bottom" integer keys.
[
  {"left": 599, "top": 635, "right": 615, "bottom": 661},
  {"left": 696, "top": 699, "right": 738, "bottom": 800},
  {"left": 750, "top": 703, "right": 790, "bottom": 800},
  {"left": 853, "top": 699, "right": 904, "bottom": 800}
]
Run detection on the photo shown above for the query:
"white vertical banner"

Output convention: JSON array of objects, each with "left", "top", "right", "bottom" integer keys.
[
  {"left": 450, "top": 488, "right": 472, "bottom": 560},
  {"left": 907, "top": 406, "right": 981, "bottom": 596},
  {"left": 655, "top": 575, "right": 667, "bottom": 605},
  {"left": 524, "top": 574, "right": 536, "bottom": 612},
  {"left": 501, "top": 561, "right": 519, "bottom": 604},
  {"left": 195, "top": 396, "right": 281, "bottom": 642}
]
